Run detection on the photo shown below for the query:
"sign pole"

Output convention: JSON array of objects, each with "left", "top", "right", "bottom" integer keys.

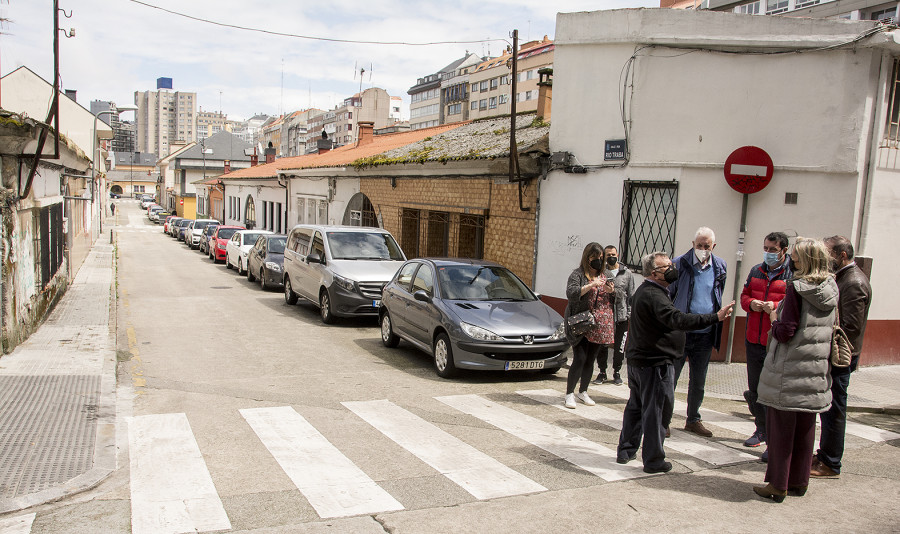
[{"left": 724, "top": 192, "right": 749, "bottom": 364}]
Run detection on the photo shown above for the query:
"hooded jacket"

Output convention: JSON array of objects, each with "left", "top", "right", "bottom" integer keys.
[{"left": 757, "top": 277, "right": 837, "bottom": 413}]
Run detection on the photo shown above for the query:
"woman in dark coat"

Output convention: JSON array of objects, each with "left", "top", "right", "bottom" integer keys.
[{"left": 564, "top": 242, "right": 616, "bottom": 409}]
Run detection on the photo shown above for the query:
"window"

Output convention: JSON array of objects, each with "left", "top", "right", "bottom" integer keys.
[
  {"left": 425, "top": 211, "right": 449, "bottom": 257},
  {"left": 457, "top": 214, "right": 484, "bottom": 259},
  {"left": 618, "top": 180, "right": 679, "bottom": 269},
  {"left": 500, "top": 75, "right": 509, "bottom": 85},
  {"left": 261, "top": 202, "right": 267, "bottom": 229},
  {"left": 499, "top": 94, "right": 509, "bottom": 104},
  {"left": 471, "top": 101, "right": 478, "bottom": 110},
  {"left": 400, "top": 208, "right": 420, "bottom": 258},
  {"left": 311, "top": 231, "right": 325, "bottom": 258},
  {"left": 244, "top": 195, "right": 256, "bottom": 229},
  {"left": 479, "top": 99, "right": 487, "bottom": 110},
  {"left": 411, "top": 265, "right": 434, "bottom": 295},
  {"left": 480, "top": 81, "right": 488, "bottom": 92},
  {"left": 448, "top": 103, "right": 461, "bottom": 115},
  {"left": 490, "top": 78, "right": 499, "bottom": 90},
  {"left": 395, "top": 262, "right": 418, "bottom": 291},
  {"left": 871, "top": 6, "right": 896, "bottom": 20},
  {"left": 275, "top": 202, "right": 282, "bottom": 233},
  {"left": 318, "top": 200, "right": 327, "bottom": 224},
  {"left": 471, "top": 83, "right": 478, "bottom": 93},
  {"left": 766, "top": 0, "right": 788, "bottom": 13},
  {"left": 489, "top": 97, "right": 497, "bottom": 109}
]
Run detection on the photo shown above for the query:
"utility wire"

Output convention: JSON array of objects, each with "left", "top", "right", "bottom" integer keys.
[{"left": 128, "top": 0, "right": 509, "bottom": 46}]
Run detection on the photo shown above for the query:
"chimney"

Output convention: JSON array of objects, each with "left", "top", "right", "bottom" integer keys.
[
  {"left": 357, "top": 121, "right": 375, "bottom": 146},
  {"left": 250, "top": 147, "right": 258, "bottom": 166},
  {"left": 223, "top": 160, "right": 231, "bottom": 173},
  {"left": 64, "top": 89, "right": 77, "bottom": 102},
  {"left": 264, "top": 145, "right": 276, "bottom": 164},
  {"left": 317, "top": 131, "right": 333, "bottom": 154},
  {"left": 536, "top": 67, "right": 553, "bottom": 123}
]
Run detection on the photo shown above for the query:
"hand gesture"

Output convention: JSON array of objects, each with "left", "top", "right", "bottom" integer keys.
[{"left": 717, "top": 301, "right": 736, "bottom": 322}]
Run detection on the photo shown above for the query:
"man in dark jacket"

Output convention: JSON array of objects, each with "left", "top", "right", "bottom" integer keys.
[
  {"left": 668, "top": 227, "right": 727, "bottom": 437},
  {"left": 811, "top": 236, "right": 872, "bottom": 478},
  {"left": 617, "top": 252, "right": 734, "bottom": 474}
]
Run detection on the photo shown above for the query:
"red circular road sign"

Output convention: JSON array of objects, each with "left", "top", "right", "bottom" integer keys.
[{"left": 724, "top": 146, "right": 773, "bottom": 194}]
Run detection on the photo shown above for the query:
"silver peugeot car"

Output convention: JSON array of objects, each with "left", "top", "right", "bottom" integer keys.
[{"left": 379, "top": 258, "right": 568, "bottom": 378}]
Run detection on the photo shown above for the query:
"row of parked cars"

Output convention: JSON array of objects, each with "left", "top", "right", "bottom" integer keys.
[{"left": 156, "top": 214, "right": 568, "bottom": 378}]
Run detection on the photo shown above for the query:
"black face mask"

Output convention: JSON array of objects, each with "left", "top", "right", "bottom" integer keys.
[
  {"left": 663, "top": 266, "right": 679, "bottom": 283},
  {"left": 589, "top": 258, "right": 604, "bottom": 271},
  {"left": 607, "top": 256, "right": 618, "bottom": 267}
]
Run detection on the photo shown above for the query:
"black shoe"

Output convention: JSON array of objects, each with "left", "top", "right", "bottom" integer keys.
[
  {"left": 617, "top": 453, "right": 636, "bottom": 465},
  {"left": 613, "top": 372, "right": 623, "bottom": 385},
  {"left": 643, "top": 461, "right": 673, "bottom": 474},
  {"left": 592, "top": 374, "right": 607, "bottom": 385}
]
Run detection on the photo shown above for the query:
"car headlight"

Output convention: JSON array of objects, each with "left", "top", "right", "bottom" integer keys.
[
  {"left": 333, "top": 274, "right": 355, "bottom": 292},
  {"left": 549, "top": 322, "right": 566, "bottom": 341},
  {"left": 217, "top": 241, "right": 226, "bottom": 249},
  {"left": 265, "top": 261, "right": 281, "bottom": 272},
  {"left": 460, "top": 322, "right": 503, "bottom": 342}
]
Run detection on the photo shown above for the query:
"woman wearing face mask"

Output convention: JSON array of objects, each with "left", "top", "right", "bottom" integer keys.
[
  {"left": 753, "top": 238, "right": 836, "bottom": 502},
  {"left": 564, "top": 242, "right": 616, "bottom": 409}
]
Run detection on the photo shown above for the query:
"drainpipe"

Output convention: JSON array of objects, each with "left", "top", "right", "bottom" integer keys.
[{"left": 531, "top": 156, "right": 549, "bottom": 289}]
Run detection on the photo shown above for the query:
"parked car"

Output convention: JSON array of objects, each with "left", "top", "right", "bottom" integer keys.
[
  {"left": 198, "top": 224, "right": 220, "bottom": 254},
  {"left": 139, "top": 196, "right": 155, "bottom": 209},
  {"left": 152, "top": 211, "right": 170, "bottom": 224},
  {"left": 208, "top": 225, "right": 244, "bottom": 262},
  {"left": 109, "top": 192, "right": 121, "bottom": 199},
  {"left": 282, "top": 225, "right": 406, "bottom": 323},
  {"left": 379, "top": 259, "right": 568, "bottom": 378},
  {"left": 246, "top": 234, "right": 286, "bottom": 290},
  {"left": 184, "top": 219, "right": 219, "bottom": 249},
  {"left": 225, "top": 230, "right": 272, "bottom": 274},
  {"left": 148, "top": 206, "right": 166, "bottom": 221},
  {"left": 182, "top": 221, "right": 195, "bottom": 244},
  {"left": 164, "top": 216, "right": 181, "bottom": 233},
  {"left": 173, "top": 218, "right": 191, "bottom": 239}
]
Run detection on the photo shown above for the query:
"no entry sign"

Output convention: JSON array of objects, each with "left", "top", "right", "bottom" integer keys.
[{"left": 724, "top": 146, "right": 773, "bottom": 194}]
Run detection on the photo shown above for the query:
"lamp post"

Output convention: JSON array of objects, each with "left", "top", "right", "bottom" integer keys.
[{"left": 92, "top": 105, "right": 136, "bottom": 231}]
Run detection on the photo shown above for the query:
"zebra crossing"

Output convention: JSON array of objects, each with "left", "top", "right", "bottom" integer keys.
[{"left": 63, "top": 388, "right": 898, "bottom": 534}]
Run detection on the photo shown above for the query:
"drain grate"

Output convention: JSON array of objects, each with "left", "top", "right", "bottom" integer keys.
[{"left": 0, "top": 375, "right": 100, "bottom": 498}]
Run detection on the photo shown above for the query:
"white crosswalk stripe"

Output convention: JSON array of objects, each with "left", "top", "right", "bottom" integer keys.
[
  {"left": 0, "top": 513, "right": 35, "bottom": 534},
  {"left": 436, "top": 394, "right": 650, "bottom": 482},
  {"left": 344, "top": 399, "right": 547, "bottom": 499},
  {"left": 128, "top": 413, "right": 231, "bottom": 534},
  {"left": 240, "top": 406, "right": 404, "bottom": 519},
  {"left": 518, "top": 389, "right": 756, "bottom": 466}
]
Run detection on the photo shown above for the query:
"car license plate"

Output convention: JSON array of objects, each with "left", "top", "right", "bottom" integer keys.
[
  {"left": 505, "top": 360, "right": 545, "bottom": 370},
  {"left": 372, "top": 300, "right": 381, "bottom": 307}
]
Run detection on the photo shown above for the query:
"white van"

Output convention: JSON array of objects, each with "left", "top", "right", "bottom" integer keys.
[{"left": 282, "top": 225, "right": 406, "bottom": 323}]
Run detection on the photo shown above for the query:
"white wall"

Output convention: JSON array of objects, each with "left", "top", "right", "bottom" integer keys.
[
  {"left": 285, "top": 174, "right": 360, "bottom": 228},
  {"left": 225, "top": 182, "right": 288, "bottom": 232}
]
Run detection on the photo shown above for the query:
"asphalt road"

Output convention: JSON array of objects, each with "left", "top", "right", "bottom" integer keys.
[{"left": 13, "top": 201, "right": 900, "bottom": 533}]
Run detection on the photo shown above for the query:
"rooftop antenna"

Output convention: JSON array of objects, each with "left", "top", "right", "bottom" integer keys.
[
  {"left": 280, "top": 58, "right": 284, "bottom": 117},
  {"left": 353, "top": 62, "right": 373, "bottom": 99}
]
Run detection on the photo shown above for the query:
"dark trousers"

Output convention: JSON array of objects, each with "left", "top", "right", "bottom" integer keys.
[
  {"left": 597, "top": 321, "right": 628, "bottom": 377},
  {"left": 567, "top": 339, "right": 601, "bottom": 394},
  {"left": 673, "top": 331, "right": 714, "bottom": 424},
  {"left": 817, "top": 367, "right": 851, "bottom": 473},
  {"left": 745, "top": 341, "right": 768, "bottom": 435},
  {"left": 618, "top": 362, "right": 674, "bottom": 469},
  {"left": 764, "top": 406, "right": 816, "bottom": 491}
]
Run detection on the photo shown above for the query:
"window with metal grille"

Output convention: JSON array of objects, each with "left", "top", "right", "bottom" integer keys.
[
  {"left": 425, "top": 211, "right": 450, "bottom": 257},
  {"left": 457, "top": 214, "right": 485, "bottom": 259},
  {"left": 884, "top": 57, "right": 900, "bottom": 147},
  {"left": 244, "top": 195, "right": 256, "bottom": 229},
  {"left": 400, "top": 208, "right": 420, "bottom": 258},
  {"left": 618, "top": 180, "right": 679, "bottom": 270}
]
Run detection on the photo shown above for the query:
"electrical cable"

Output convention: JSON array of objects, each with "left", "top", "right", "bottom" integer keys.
[{"left": 128, "top": 0, "right": 509, "bottom": 46}]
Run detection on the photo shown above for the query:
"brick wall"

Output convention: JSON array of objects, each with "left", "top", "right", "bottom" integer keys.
[{"left": 360, "top": 175, "right": 538, "bottom": 285}]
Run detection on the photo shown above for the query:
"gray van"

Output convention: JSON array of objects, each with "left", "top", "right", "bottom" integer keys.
[{"left": 282, "top": 225, "right": 406, "bottom": 323}]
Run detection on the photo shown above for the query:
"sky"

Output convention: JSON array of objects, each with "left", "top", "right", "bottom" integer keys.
[{"left": 1, "top": 0, "right": 655, "bottom": 122}]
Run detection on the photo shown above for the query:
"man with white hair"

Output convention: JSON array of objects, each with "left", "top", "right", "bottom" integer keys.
[{"left": 667, "top": 227, "right": 728, "bottom": 437}]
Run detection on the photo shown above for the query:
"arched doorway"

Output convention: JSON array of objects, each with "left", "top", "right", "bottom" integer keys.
[
  {"left": 244, "top": 195, "right": 256, "bottom": 229},
  {"left": 342, "top": 192, "right": 378, "bottom": 227},
  {"left": 110, "top": 184, "right": 123, "bottom": 194}
]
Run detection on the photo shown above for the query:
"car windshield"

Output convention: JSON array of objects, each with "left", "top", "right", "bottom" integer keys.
[
  {"left": 267, "top": 237, "right": 286, "bottom": 254},
  {"left": 217, "top": 228, "right": 238, "bottom": 240},
  {"left": 327, "top": 232, "right": 404, "bottom": 261},
  {"left": 437, "top": 265, "right": 536, "bottom": 301},
  {"left": 242, "top": 233, "right": 262, "bottom": 245}
]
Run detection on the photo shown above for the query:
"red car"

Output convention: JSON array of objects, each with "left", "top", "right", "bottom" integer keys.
[{"left": 208, "top": 226, "right": 244, "bottom": 263}]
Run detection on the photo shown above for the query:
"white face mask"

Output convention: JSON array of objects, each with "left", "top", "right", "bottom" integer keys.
[{"left": 694, "top": 248, "right": 710, "bottom": 263}]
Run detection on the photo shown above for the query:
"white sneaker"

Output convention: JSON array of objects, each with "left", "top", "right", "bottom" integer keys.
[
  {"left": 575, "top": 391, "right": 596, "bottom": 406},
  {"left": 565, "top": 393, "right": 577, "bottom": 409}
]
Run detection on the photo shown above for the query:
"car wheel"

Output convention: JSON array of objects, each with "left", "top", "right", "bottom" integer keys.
[
  {"left": 260, "top": 269, "right": 267, "bottom": 290},
  {"left": 433, "top": 333, "right": 458, "bottom": 378},
  {"left": 248, "top": 265, "right": 256, "bottom": 282},
  {"left": 226, "top": 256, "right": 233, "bottom": 269},
  {"left": 319, "top": 289, "right": 335, "bottom": 324},
  {"left": 237, "top": 260, "right": 245, "bottom": 276},
  {"left": 380, "top": 312, "right": 400, "bottom": 348},
  {"left": 284, "top": 277, "right": 298, "bottom": 304}
]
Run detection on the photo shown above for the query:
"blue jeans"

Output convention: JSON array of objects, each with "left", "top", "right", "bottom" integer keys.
[
  {"left": 673, "top": 332, "right": 714, "bottom": 424},
  {"left": 817, "top": 367, "right": 851, "bottom": 473},
  {"left": 618, "top": 362, "right": 675, "bottom": 469}
]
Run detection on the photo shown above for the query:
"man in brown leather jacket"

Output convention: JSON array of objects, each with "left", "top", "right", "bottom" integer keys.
[{"left": 811, "top": 235, "right": 872, "bottom": 478}]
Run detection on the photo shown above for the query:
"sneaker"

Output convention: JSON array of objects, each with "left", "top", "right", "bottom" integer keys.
[
  {"left": 743, "top": 430, "right": 766, "bottom": 448},
  {"left": 643, "top": 461, "right": 673, "bottom": 474},
  {"left": 613, "top": 372, "right": 623, "bottom": 385},
  {"left": 592, "top": 374, "right": 607, "bottom": 385},
  {"left": 684, "top": 421, "right": 714, "bottom": 438},
  {"left": 760, "top": 449, "right": 768, "bottom": 463},
  {"left": 565, "top": 393, "right": 577, "bottom": 409},
  {"left": 575, "top": 391, "right": 595, "bottom": 406}
]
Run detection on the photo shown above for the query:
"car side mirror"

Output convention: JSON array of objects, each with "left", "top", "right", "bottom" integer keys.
[
  {"left": 413, "top": 290, "right": 431, "bottom": 303},
  {"left": 307, "top": 252, "right": 323, "bottom": 264}
]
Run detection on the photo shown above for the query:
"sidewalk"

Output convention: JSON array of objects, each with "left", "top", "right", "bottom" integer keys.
[{"left": 0, "top": 229, "right": 117, "bottom": 514}]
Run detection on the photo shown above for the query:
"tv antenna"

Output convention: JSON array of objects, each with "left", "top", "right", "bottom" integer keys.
[{"left": 354, "top": 61, "right": 373, "bottom": 96}]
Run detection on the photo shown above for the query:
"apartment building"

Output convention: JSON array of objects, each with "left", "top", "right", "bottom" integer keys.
[
  {"left": 466, "top": 37, "right": 554, "bottom": 121},
  {"left": 134, "top": 87, "right": 196, "bottom": 157},
  {"left": 665, "top": 0, "right": 899, "bottom": 21},
  {"left": 283, "top": 108, "right": 324, "bottom": 157},
  {"left": 408, "top": 53, "right": 482, "bottom": 130},
  {"left": 196, "top": 108, "right": 227, "bottom": 141},
  {"left": 90, "top": 100, "right": 136, "bottom": 153},
  {"left": 303, "top": 88, "right": 394, "bottom": 152}
]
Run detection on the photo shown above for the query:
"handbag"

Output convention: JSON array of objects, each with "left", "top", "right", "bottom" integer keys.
[
  {"left": 830, "top": 306, "right": 852, "bottom": 368},
  {"left": 566, "top": 284, "right": 600, "bottom": 336}
]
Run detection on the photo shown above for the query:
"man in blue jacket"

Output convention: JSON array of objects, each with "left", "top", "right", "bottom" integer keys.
[{"left": 668, "top": 227, "right": 728, "bottom": 437}]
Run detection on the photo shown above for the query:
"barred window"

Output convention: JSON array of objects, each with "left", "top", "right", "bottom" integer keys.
[
  {"left": 400, "top": 208, "right": 421, "bottom": 258},
  {"left": 425, "top": 211, "right": 450, "bottom": 257},
  {"left": 457, "top": 214, "right": 484, "bottom": 259},
  {"left": 618, "top": 180, "right": 679, "bottom": 270}
]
